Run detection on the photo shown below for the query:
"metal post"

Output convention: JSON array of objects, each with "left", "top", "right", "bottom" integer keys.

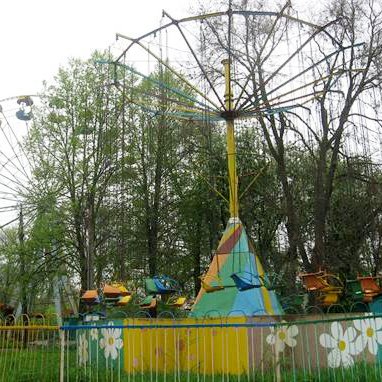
[
  {"left": 222, "top": 59, "right": 239, "bottom": 218},
  {"left": 59, "top": 329, "right": 65, "bottom": 382}
]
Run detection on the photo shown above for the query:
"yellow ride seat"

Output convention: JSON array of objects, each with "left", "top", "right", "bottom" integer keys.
[
  {"left": 167, "top": 296, "right": 187, "bottom": 307},
  {"left": 111, "top": 282, "right": 131, "bottom": 296},
  {"left": 116, "top": 295, "right": 133, "bottom": 306},
  {"left": 200, "top": 274, "right": 224, "bottom": 293}
]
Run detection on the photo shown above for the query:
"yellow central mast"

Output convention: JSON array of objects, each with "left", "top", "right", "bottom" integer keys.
[{"left": 222, "top": 59, "right": 239, "bottom": 218}]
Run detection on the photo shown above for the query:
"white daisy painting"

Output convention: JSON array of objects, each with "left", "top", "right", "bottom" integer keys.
[
  {"left": 353, "top": 317, "right": 382, "bottom": 355},
  {"left": 319, "top": 321, "right": 361, "bottom": 368},
  {"left": 266, "top": 323, "right": 299, "bottom": 352},
  {"left": 99, "top": 321, "right": 124, "bottom": 360},
  {"left": 78, "top": 332, "right": 89, "bottom": 366},
  {"left": 90, "top": 326, "right": 98, "bottom": 342}
]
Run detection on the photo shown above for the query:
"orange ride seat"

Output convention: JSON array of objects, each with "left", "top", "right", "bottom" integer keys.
[
  {"left": 103, "top": 284, "right": 122, "bottom": 298},
  {"left": 357, "top": 276, "right": 382, "bottom": 300},
  {"left": 81, "top": 290, "right": 99, "bottom": 303},
  {"left": 299, "top": 271, "right": 327, "bottom": 291}
]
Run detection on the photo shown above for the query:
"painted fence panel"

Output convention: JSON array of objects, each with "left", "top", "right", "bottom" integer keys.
[
  {"left": 2, "top": 313, "right": 382, "bottom": 381},
  {"left": 67, "top": 314, "right": 382, "bottom": 381},
  {"left": 123, "top": 317, "right": 249, "bottom": 376}
]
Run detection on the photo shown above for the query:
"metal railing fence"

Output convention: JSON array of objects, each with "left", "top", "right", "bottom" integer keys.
[{"left": 1, "top": 309, "right": 382, "bottom": 381}]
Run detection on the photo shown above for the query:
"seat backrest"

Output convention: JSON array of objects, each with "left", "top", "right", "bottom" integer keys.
[
  {"left": 145, "top": 278, "right": 160, "bottom": 295},
  {"left": 117, "top": 295, "right": 132, "bottom": 306},
  {"left": 153, "top": 276, "right": 177, "bottom": 294},
  {"left": 201, "top": 278, "right": 224, "bottom": 292},
  {"left": 346, "top": 280, "right": 363, "bottom": 295},
  {"left": 103, "top": 284, "right": 121, "bottom": 297},
  {"left": 140, "top": 296, "right": 157, "bottom": 309},
  {"left": 140, "top": 295, "right": 154, "bottom": 306},
  {"left": 81, "top": 290, "right": 98, "bottom": 300},
  {"left": 111, "top": 283, "right": 131, "bottom": 296},
  {"left": 300, "top": 274, "right": 328, "bottom": 291},
  {"left": 168, "top": 297, "right": 187, "bottom": 307},
  {"left": 358, "top": 277, "right": 381, "bottom": 293},
  {"left": 231, "top": 273, "right": 261, "bottom": 291},
  {"left": 323, "top": 274, "right": 344, "bottom": 288}
]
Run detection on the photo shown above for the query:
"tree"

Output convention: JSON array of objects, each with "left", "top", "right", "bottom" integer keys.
[
  {"left": 26, "top": 52, "right": 122, "bottom": 290},
  {"left": 197, "top": 0, "right": 382, "bottom": 281}
]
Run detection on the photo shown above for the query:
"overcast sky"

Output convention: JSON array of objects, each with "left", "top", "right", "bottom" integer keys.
[
  {"left": 0, "top": 1, "right": 197, "bottom": 225},
  {"left": 0, "top": 0, "right": 317, "bottom": 103},
  {"left": 0, "top": 0, "right": 321, "bottom": 226},
  {"left": 0, "top": 0, "right": 194, "bottom": 101}
]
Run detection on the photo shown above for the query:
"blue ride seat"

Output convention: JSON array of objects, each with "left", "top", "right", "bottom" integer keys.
[
  {"left": 153, "top": 275, "right": 178, "bottom": 294},
  {"left": 231, "top": 272, "right": 263, "bottom": 291}
]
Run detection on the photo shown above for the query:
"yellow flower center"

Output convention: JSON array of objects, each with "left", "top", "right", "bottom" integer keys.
[
  {"left": 366, "top": 327, "right": 374, "bottom": 338},
  {"left": 108, "top": 337, "right": 115, "bottom": 346},
  {"left": 278, "top": 331, "right": 286, "bottom": 341},
  {"left": 338, "top": 340, "right": 346, "bottom": 351}
]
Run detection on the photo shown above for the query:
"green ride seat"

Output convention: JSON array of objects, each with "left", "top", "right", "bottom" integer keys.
[
  {"left": 145, "top": 276, "right": 178, "bottom": 295},
  {"left": 140, "top": 295, "right": 157, "bottom": 309},
  {"left": 145, "top": 278, "right": 160, "bottom": 295},
  {"left": 346, "top": 279, "right": 364, "bottom": 302}
]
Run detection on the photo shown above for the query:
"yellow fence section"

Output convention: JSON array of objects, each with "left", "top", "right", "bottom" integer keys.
[{"left": 123, "top": 317, "right": 249, "bottom": 376}]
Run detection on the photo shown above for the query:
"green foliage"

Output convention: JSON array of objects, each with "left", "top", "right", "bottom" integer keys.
[{"left": 4, "top": 28, "right": 382, "bottom": 309}]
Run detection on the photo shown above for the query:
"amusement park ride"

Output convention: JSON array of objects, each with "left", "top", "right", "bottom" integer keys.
[
  {"left": 78, "top": 3, "right": 382, "bottom": 317},
  {"left": 1, "top": 2, "right": 382, "bottom": 321}
]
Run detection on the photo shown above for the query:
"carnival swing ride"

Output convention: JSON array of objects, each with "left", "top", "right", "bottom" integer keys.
[{"left": 77, "top": 1, "right": 382, "bottom": 317}]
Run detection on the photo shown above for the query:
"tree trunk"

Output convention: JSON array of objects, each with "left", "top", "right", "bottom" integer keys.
[
  {"left": 312, "top": 141, "right": 329, "bottom": 270},
  {"left": 85, "top": 201, "right": 96, "bottom": 290},
  {"left": 192, "top": 225, "right": 202, "bottom": 296}
]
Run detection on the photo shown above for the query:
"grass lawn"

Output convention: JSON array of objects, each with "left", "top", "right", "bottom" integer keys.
[{"left": 0, "top": 347, "right": 382, "bottom": 381}]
